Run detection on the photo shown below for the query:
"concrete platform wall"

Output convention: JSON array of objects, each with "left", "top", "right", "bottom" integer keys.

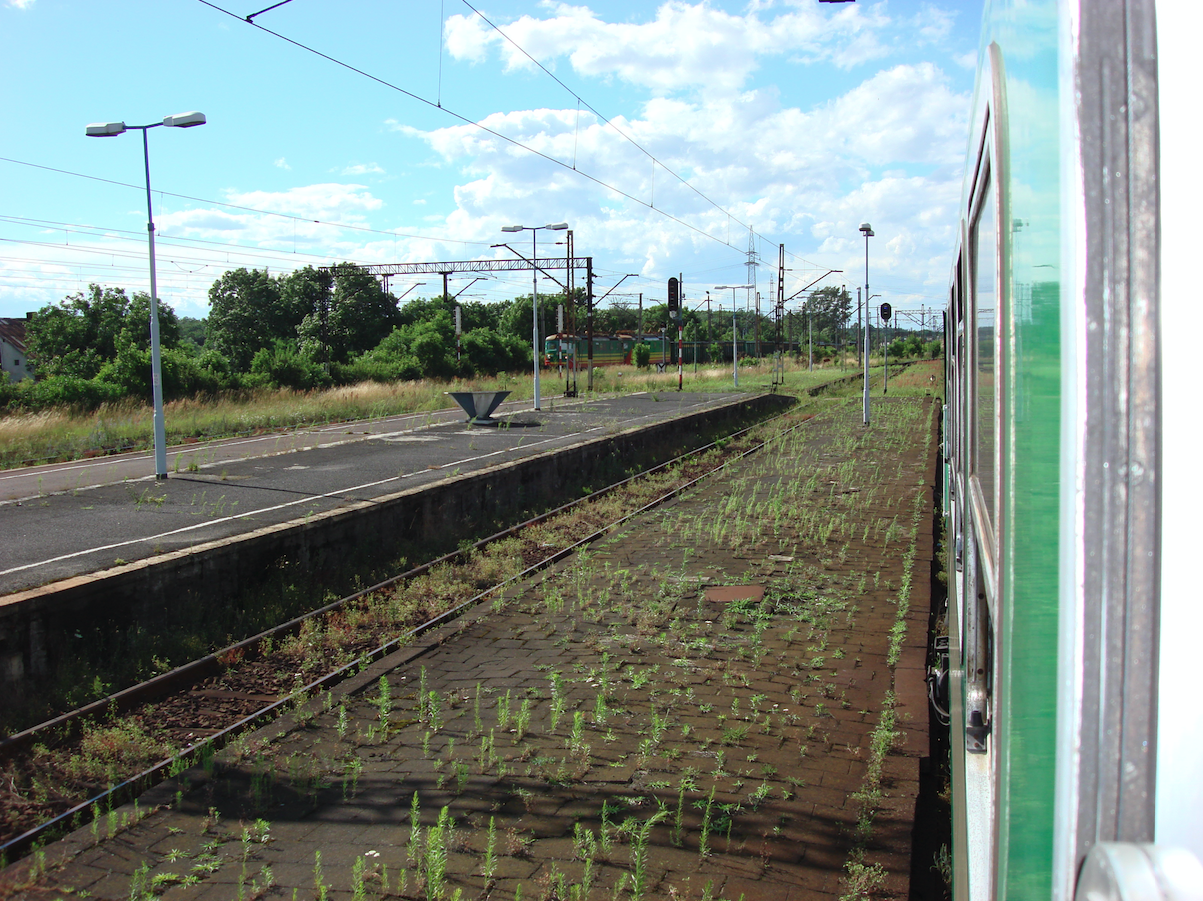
[{"left": 0, "top": 393, "right": 792, "bottom": 693}]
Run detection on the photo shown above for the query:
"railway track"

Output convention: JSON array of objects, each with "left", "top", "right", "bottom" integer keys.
[{"left": 0, "top": 402, "right": 820, "bottom": 863}]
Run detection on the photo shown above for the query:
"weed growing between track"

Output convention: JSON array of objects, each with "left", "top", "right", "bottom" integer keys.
[
  {"left": 0, "top": 396, "right": 799, "bottom": 848},
  {"left": 0, "top": 378, "right": 940, "bottom": 900}
]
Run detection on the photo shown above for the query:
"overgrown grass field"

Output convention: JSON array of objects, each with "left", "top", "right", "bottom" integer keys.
[{"left": 0, "top": 354, "right": 927, "bottom": 470}]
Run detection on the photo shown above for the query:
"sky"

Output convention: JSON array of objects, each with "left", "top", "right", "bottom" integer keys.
[{"left": 0, "top": 0, "right": 982, "bottom": 328}]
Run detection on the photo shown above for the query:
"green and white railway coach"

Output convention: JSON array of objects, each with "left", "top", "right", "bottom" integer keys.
[{"left": 942, "top": 1, "right": 1201, "bottom": 898}]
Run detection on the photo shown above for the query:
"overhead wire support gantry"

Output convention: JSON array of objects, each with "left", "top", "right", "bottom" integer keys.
[{"left": 332, "top": 257, "right": 594, "bottom": 279}]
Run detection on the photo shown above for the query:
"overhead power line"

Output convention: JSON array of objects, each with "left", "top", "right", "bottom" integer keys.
[
  {"left": 0, "top": 155, "right": 489, "bottom": 247},
  {"left": 194, "top": 0, "right": 765, "bottom": 255}
]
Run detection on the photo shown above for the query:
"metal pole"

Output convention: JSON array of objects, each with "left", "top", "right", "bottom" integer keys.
[
  {"left": 586, "top": 257, "right": 594, "bottom": 392},
  {"left": 677, "top": 273, "right": 684, "bottom": 390},
  {"left": 532, "top": 230, "right": 541, "bottom": 410},
  {"left": 732, "top": 300, "right": 739, "bottom": 388},
  {"left": 884, "top": 307, "right": 889, "bottom": 395},
  {"left": 754, "top": 291, "right": 761, "bottom": 358},
  {"left": 862, "top": 291, "right": 870, "bottom": 426},
  {"left": 141, "top": 128, "right": 167, "bottom": 481},
  {"left": 808, "top": 308, "right": 813, "bottom": 371},
  {"left": 856, "top": 283, "right": 862, "bottom": 367},
  {"left": 565, "top": 230, "right": 572, "bottom": 395},
  {"left": 678, "top": 320, "right": 684, "bottom": 389}
]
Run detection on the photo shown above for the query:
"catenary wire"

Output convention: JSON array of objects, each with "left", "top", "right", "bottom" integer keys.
[{"left": 194, "top": 0, "right": 757, "bottom": 256}]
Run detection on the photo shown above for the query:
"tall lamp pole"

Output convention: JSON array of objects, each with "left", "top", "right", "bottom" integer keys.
[
  {"left": 87, "top": 111, "right": 207, "bottom": 480},
  {"left": 502, "top": 222, "right": 568, "bottom": 410},
  {"left": 859, "top": 223, "right": 874, "bottom": 426},
  {"left": 716, "top": 285, "right": 753, "bottom": 387}
]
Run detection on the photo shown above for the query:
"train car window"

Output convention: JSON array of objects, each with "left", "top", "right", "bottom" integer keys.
[{"left": 971, "top": 170, "right": 997, "bottom": 539}]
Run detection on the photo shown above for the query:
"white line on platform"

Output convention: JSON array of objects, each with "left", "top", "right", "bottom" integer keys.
[{"left": 0, "top": 430, "right": 572, "bottom": 579}]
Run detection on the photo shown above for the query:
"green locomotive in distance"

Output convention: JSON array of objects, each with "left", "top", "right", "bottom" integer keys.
[
  {"left": 543, "top": 332, "right": 782, "bottom": 369},
  {"left": 542, "top": 332, "right": 668, "bottom": 368}
]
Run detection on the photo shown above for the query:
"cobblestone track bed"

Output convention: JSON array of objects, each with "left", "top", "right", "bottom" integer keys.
[
  {"left": 0, "top": 407, "right": 796, "bottom": 857},
  {"left": 0, "top": 394, "right": 938, "bottom": 901}
]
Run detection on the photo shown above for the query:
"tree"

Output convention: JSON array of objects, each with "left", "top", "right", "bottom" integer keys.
[
  {"left": 497, "top": 295, "right": 561, "bottom": 344},
  {"left": 206, "top": 268, "right": 287, "bottom": 371},
  {"left": 178, "top": 316, "right": 207, "bottom": 349},
  {"left": 296, "top": 263, "right": 401, "bottom": 363},
  {"left": 25, "top": 285, "right": 179, "bottom": 380},
  {"left": 803, "top": 286, "right": 853, "bottom": 344}
]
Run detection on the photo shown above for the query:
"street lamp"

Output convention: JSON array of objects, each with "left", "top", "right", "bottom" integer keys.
[
  {"left": 859, "top": 222, "right": 874, "bottom": 426},
  {"left": 716, "top": 285, "right": 753, "bottom": 387},
  {"left": 501, "top": 222, "right": 568, "bottom": 410},
  {"left": 87, "top": 111, "right": 207, "bottom": 480}
]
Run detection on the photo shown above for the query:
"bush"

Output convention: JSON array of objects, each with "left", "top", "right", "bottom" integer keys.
[
  {"left": 12, "top": 375, "right": 121, "bottom": 412},
  {"left": 338, "top": 354, "right": 423, "bottom": 384},
  {"left": 633, "top": 342, "right": 651, "bottom": 369},
  {"left": 248, "top": 341, "right": 330, "bottom": 390}
]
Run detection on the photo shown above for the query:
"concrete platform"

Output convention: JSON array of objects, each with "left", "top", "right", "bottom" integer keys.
[{"left": 0, "top": 392, "right": 753, "bottom": 599}]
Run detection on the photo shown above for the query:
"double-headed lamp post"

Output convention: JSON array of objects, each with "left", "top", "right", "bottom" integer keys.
[
  {"left": 87, "top": 111, "right": 207, "bottom": 480},
  {"left": 859, "top": 222, "right": 874, "bottom": 426},
  {"left": 501, "top": 222, "right": 568, "bottom": 410}
]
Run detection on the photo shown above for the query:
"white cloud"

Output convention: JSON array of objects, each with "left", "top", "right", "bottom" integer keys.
[
  {"left": 7, "top": 0, "right": 36, "bottom": 8},
  {"left": 150, "top": 184, "right": 390, "bottom": 264},
  {"left": 341, "top": 162, "right": 386, "bottom": 176},
  {"left": 224, "top": 183, "right": 383, "bottom": 220},
  {"left": 444, "top": 0, "right": 897, "bottom": 95},
  {"left": 397, "top": 50, "right": 968, "bottom": 298},
  {"left": 274, "top": 157, "right": 291, "bottom": 170},
  {"left": 912, "top": 4, "right": 956, "bottom": 43}
]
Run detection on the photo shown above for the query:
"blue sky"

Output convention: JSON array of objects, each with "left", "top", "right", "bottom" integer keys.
[{"left": 0, "top": 0, "right": 981, "bottom": 325}]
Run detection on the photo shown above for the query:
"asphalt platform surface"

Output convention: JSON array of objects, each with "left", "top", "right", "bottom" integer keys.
[{"left": 0, "top": 392, "right": 749, "bottom": 597}]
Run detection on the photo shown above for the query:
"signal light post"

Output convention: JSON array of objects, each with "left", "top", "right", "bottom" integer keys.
[
  {"left": 668, "top": 276, "right": 682, "bottom": 391},
  {"left": 880, "top": 301, "right": 892, "bottom": 393}
]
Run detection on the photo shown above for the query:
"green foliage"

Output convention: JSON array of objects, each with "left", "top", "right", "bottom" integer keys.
[
  {"left": 26, "top": 285, "right": 180, "bottom": 380},
  {"left": 207, "top": 267, "right": 294, "bottom": 371},
  {"left": 11, "top": 375, "right": 121, "bottom": 411},
  {"left": 803, "top": 286, "right": 853, "bottom": 342},
  {"left": 248, "top": 340, "right": 330, "bottom": 391},
  {"left": 177, "top": 316, "right": 207, "bottom": 348},
  {"left": 460, "top": 328, "right": 528, "bottom": 375},
  {"left": 297, "top": 263, "right": 402, "bottom": 364},
  {"left": 633, "top": 342, "right": 652, "bottom": 369}
]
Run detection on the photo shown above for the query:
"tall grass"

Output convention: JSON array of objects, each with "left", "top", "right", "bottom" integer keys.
[{"left": 0, "top": 358, "right": 875, "bottom": 470}]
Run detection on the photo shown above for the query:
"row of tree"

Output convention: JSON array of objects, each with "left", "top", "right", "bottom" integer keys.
[{"left": 2, "top": 267, "right": 935, "bottom": 413}]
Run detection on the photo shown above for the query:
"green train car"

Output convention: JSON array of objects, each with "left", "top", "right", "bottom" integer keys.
[
  {"left": 941, "top": 1, "right": 1201, "bottom": 898},
  {"left": 544, "top": 333, "right": 785, "bottom": 368},
  {"left": 542, "top": 333, "right": 661, "bottom": 367}
]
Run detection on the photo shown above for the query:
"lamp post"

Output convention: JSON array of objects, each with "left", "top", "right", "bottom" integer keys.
[
  {"left": 716, "top": 285, "right": 753, "bottom": 387},
  {"left": 501, "top": 222, "right": 568, "bottom": 410},
  {"left": 87, "top": 111, "right": 207, "bottom": 480},
  {"left": 859, "top": 223, "right": 874, "bottom": 426}
]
